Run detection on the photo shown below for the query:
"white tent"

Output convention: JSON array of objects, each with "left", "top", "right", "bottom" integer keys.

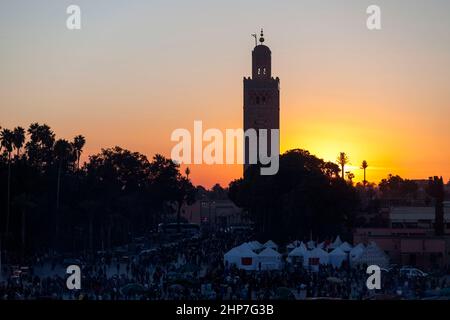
[
  {"left": 299, "top": 242, "right": 307, "bottom": 251},
  {"left": 247, "top": 241, "right": 263, "bottom": 251},
  {"left": 329, "top": 247, "right": 347, "bottom": 268},
  {"left": 286, "top": 243, "right": 296, "bottom": 251},
  {"left": 353, "top": 242, "right": 389, "bottom": 268},
  {"left": 288, "top": 245, "right": 308, "bottom": 264},
  {"left": 263, "top": 240, "right": 278, "bottom": 250},
  {"left": 224, "top": 245, "right": 258, "bottom": 270},
  {"left": 288, "top": 245, "right": 308, "bottom": 258},
  {"left": 251, "top": 240, "right": 263, "bottom": 249},
  {"left": 329, "top": 236, "right": 343, "bottom": 249},
  {"left": 349, "top": 243, "right": 365, "bottom": 264},
  {"left": 304, "top": 247, "right": 329, "bottom": 267},
  {"left": 224, "top": 247, "right": 243, "bottom": 266},
  {"left": 318, "top": 241, "right": 332, "bottom": 251},
  {"left": 238, "top": 242, "right": 256, "bottom": 252},
  {"left": 287, "top": 240, "right": 301, "bottom": 251},
  {"left": 339, "top": 242, "right": 353, "bottom": 253},
  {"left": 306, "top": 240, "right": 316, "bottom": 250},
  {"left": 257, "top": 247, "right": 283, "bottom": 270}
]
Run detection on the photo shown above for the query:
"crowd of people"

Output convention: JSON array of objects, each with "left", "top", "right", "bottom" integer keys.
[{"left": 0, "top": 232, "right": 449, "bottom": 300}]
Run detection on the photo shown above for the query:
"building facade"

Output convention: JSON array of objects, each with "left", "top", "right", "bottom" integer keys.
[
  {"left": 182, "top": 199, "right": 244, "bottom": 230},
  {"left": 354, "top": 205, "right": 450, "bottom": 269}
]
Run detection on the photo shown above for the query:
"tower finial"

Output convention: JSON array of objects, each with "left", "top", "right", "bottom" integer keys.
[
  {"left": 259, "top": 28, "right": 264, "bottom": 44},
  {"left": 251, "top": 33, "right": 257, "bottom": 46}
]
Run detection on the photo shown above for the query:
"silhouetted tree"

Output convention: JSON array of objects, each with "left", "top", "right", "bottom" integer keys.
[
  {"left": 209, "top": 184, "right": 228, "bottom": 200},
  {"left": 72, "top": 135, "right": 86, "bottom": 170},
  {"left": 346, "top": 171, "right": 355, "bottom": 184},
  {"left": 26, "top": 123, "right": 55, "bottom": 169},
  {"left": 1, "top": 128, "right": 14, "bottom": 235},
  {"left": 149, "top": 154, "right": 181, "bottom": 224},
  {"left": 174, "top": 176, "right": 196, "bottom": 232},
  {"left": 54, "top": 139, "right": 73, "bottom": 211},
  {"left": 361, "top": 160, "right": 368, "bottom": 186},
  {"left": 379, "top": 174, "right": 418, "bottom": 200},
  {"left": 337, "top": 152, "right": 349, "bottom": 179},
  {"left": 53, "top": 139, "right": 73, "bottom": 245},
  {"left": 0, "top": 123, "right": 203, "bottom": 257},
  {"left": 12, "top": 127, "right": 26, "bottom": 158},
  {"left": 229, "top": 149, "right": 359, "bottom": 242}
]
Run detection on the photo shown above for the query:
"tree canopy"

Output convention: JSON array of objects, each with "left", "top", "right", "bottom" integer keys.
[
  {"left": 229, "top": 149, "right": 359, "bottom": 242},
  {"left": 0, "top": 123, "right": 195, "bottom": 255}
]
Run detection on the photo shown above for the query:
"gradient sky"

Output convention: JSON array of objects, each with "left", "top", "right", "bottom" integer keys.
[{"left": 1, "top": 0, "right": 449, "bottom": 188}]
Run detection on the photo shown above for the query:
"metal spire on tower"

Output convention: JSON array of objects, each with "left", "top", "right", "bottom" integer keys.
[
  {"left": 251, "top": 33, "right": 257, "bottom": 46},
  {"left": 259, "top": 28, "right": 264, "bottom": 44}
]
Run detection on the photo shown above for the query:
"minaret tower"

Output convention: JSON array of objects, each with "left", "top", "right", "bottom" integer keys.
[{"left": 243, "top": 29, "right": 280, "bottom": 173}]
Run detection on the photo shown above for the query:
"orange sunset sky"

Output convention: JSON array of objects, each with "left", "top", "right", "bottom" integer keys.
[{"left": 1, "top": 0, "right": 449, "bottom": 188}]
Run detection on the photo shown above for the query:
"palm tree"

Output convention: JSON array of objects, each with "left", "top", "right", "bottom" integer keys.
[
  {"left": 361, "top": 160, "right": 368, "bottom": 186},
  {"left": 185, "top": 167, "right": 191, "bottom": 179},
  {"left": 54, "top": 139, "right": 73, "bottom": 211},
  {"left": 336, "top": 152, "right": 349, "bottom": 179},
  {"left": 12, "top": 127, "right": 26, "bottom": 157},
  {"left": 1, "top": 128, "right": 14, "bottom": 235},
  {"left": 53, "top": 139, "right": 73, "bottom": 247},
  {"left": 72, "top": 135, "right": 86, "bottom": 170},
  {"left": 26, "top": 123, "right": 55, "bottom": 168}
]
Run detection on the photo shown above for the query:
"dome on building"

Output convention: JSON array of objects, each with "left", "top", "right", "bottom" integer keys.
[{"left": 253, "top": 44, "right": 271, "bottom": 54}]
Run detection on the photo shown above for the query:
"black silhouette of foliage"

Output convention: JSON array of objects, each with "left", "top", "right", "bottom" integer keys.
[
  {"left": 229, "top": 149, "right": 358, "bottom": 242},
  {"left": 0, "top": 123, "right": 196, "bottom": 256},
  {"left": 378, "top": 174, "right": 418, "bottom": 200}
]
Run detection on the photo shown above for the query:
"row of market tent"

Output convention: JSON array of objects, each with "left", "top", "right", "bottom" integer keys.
[
  {"left": 224, "top": 237, "right": 390, "bottom": 271},
  {"left": 224, "top": 241, "right": 282, "bottom": 271}
]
